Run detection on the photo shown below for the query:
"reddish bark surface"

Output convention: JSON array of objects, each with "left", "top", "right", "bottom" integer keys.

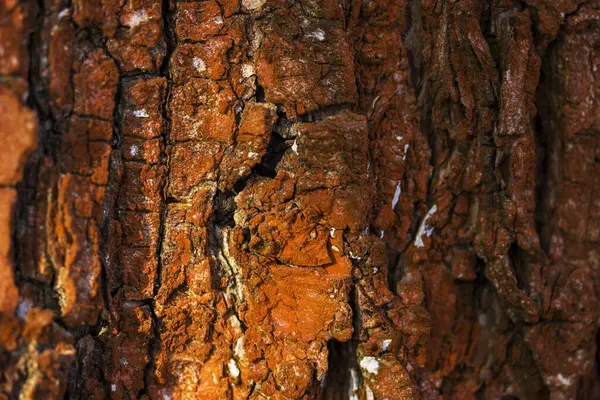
[{"left": 0, "top": 0, "right": 599, "bottom": 399}]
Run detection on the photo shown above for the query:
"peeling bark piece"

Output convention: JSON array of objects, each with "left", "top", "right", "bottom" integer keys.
[
  {"left": 118, "top": 162, "right": 164, "bottom": 212},
  {"left": 167, "top": 141, "right": 223, "bottom": 200},
  {"left": 171, "top": 107, "right": 236, "bottom": 143},
  {"left": 255, "top": 8, "right": 356, "bottom": 114},
  {"left": 159, "top": 198, "right": 214, "bottom": 304},
  {"left": 0, "top": 189, "right": 16, "bottom": 260},
  {"left": 175, "top": 1, "right": 224, "bottom": 42},
  {"left": 122, "top": 137, "right": 162, "bottom": 164},
  {"left": 70, "top": 335, "right": 106, "bottom": 400},
  {"left": 171, "top": 40, "right": 231, "bottom": 83},
  {"left": 119, "top": 211, "right": 161, "bottom": 247},
  {"left": 121, "top": 77, "right": 166, "bottom": 140},
  {"left": 268, "top": 265, "right": 352, "bottom": 341},
  {"left": 0, "top": 254, "right": 19, "bottom": 316},
  {"left": 121, "top": 77, "right": 167, "bottom": 121},
  {"left": 51, "top": 174, "right": 103, "bottom": 327},
  {"left": 12, "top": 310, "right": 76, "bottom": 399},
  {"left": 73, "top": 49, "right": 119, "bottom": 120},
  {"left": 0, "top": 86, "right": 38, "bottom": 186},
  {"left": 102, "top": 300, "right": 153, "bottom": 399},
  {"left": 119, "top": 246, "right": 158, "bottom": 300},
  {"left": 0, "top": 1, "right": 35, "bottom": 76},
  {"left": 41, "top": 8, "right": 74, "bottom": 116},
  {"left": 107, "top": 0, "right": 165, "bottom": 73},
  {"left": 61, "top": 119, "right": 112, "bottom": 186},
  {"left": 72, "top": 0, "right": 121, "bottom": 34}
]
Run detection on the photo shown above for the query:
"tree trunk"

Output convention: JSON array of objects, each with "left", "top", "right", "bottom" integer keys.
[{"left": 0, "top": 0, "right": 599, "bottom": 399}]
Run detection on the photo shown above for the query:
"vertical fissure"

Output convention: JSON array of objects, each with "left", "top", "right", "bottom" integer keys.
[
  {"left": 532, "top": 45, "right": 558, "bottom": 255},
  {"left": 142, "top": 0, "right": 176, "bottom": 395},
  {"left": 14, "top": 0, "right": 44, "bottom": 289}
]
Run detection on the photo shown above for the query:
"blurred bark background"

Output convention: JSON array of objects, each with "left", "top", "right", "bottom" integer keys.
[{"left": 0, "top": 0, "right": 599, "bottom": 398}]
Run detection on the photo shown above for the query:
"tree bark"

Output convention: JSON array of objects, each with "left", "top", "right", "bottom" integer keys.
[{"left": 0, "top": 0, "right": 599, "bottom": 399}]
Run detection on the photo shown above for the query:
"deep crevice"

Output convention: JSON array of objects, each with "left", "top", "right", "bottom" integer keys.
[
  {"left": 532, "top": 51, "right": 555, "bottom": 255},
  {"left": 214, "top": 190, "right": 237, "bottom": 227},
  {"left": 14, "top": 0, "right": 47, "bottom": 288},
  {"left": 319, "top": 339, "right": 356, "bottom": 399},
  {"left": 319, "top": 283, "right": 362, "bottom": 400},
  {"left": 254, "top": 131, "right": 288, "bottom": 179},
  {"left": 297, "top": 103, "right": 353, "bottom": 123},
  {"left": 142, "top": 0, "right": 176, "bottom": 396},
  {"left": 233, "top": 112, "right": 290, "bottom": 194}
]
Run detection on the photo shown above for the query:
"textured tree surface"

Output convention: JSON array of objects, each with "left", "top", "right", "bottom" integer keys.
[{"left": 1, "top": 0, "right": 599, "bottom": 398}]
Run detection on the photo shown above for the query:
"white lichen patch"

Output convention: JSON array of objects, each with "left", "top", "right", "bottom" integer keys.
[
  {"left": 124, "top": 10, "right": 149, "bottom": 28},
  {"left": 392, "top": 182, "right": 401, "bottom": 209},
  {"left": 248, "top": 151, "right": 259, "bottom": 159},
  {"left": 306, "top": 28, "right": 326, "bottom": 41},
  {"left": 289, "top": 122, "right": 303, "bottom": 138},
  {"left": 250, "top": 25, "right": 264, "bottom": 55},
  {"left": 217, "top": 227, "right": 245, "bottom": 303},
  {"left": 291, "top": 139, "right": 299, "bottom": 154},
  {"left": 133, "top": 109, "right": 149, "bottom": 118},
  {"left": 228, "top": 359, "right": 240, "bottom": 378},
  {"left": 556, "top": 374, "right": 572, "bottom": 386},
  {"left": 235, "top": 337, "right": 245, "bottom": 359},
  {"left": 16, "top": 299, "right": 32, "bottom": 319},
  {"left": 366, "top": 385, "right": 375, "bottom": 400},
  {"left": 228, "top": 314, "right": 242, "bottom": 332},
  {"left": 371, "top": 95, "right": 380, "bottom": 111},
  {"left": 214, "top": 16, "right": 224, "bottom": 24},
  {"left": 129, "top": 145, "right": 139, "bottom": 156},
  {"left": 331, "top": 245, "right": 340, "bottom": 252},
  {"left": 329, "top": 227, "right": 336, "bottom": 238},
  {"left": 360, "top": 356, "right": 380, "bottom": 374},
  {"left": 111, "top": 384, "right": 117, "bottom": 392},
  {"left": 382, "top": 339, "right": 392, "bottom": 351},
  {"left": 242, "top": 0, "right": 266, "bottom": 11},
  {"left": 241, "top": 63, "right": 255, "bottom": 78},
  {"left": 348, "top": 368, "right": 360, "bottom": 400},
  {"left": 193, "top": 57, "right": 206, "bottom": 73},
  {"left": 9, "top": 56, "right": 18, "bottom": 69},
  {"left": 403, "top": 144, "right": 409, "bottom": 160},
  {"left": 414, "top": 204, "right": 437, "bottom": 247},
  {"left": 58, "top": 8, "right": 70, "bottom": 19}
]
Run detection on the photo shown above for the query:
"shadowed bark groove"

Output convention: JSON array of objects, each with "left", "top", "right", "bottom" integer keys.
[{"left": 0, "top": 0, "right": 599, "bottom": 399}]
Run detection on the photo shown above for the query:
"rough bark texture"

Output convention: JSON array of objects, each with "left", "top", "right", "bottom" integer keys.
[{"left": 0, "top": 0, "right": 599, "bottom": 399}]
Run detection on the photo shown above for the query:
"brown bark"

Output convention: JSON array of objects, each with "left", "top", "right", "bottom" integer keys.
[{"left": 0, "top": 0, "right": 599, "bottom": 399}]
